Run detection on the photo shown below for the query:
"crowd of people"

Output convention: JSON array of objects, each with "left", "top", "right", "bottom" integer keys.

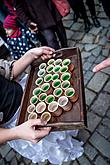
[{"left": 0, "top": 0, "right": 110, "bottom": 164}]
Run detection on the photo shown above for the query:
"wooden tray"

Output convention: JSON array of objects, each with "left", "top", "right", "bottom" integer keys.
[{"left": 17, "top": 47, "right": 87, "bottom": 131}]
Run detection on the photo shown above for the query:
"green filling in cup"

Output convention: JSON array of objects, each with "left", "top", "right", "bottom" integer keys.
[
  {"left": 33, "top": 87, "right": 42, "bottom": 96},
  {"left": 60, "top": 66, "right": 68, "bottom": 73},
  {"left": 52, "top": 74, "right": 59, "bottom": 81},
  {"left": 38, "top": 69, "right": 45, "bottom": 77},
  {"left": 53, "top": 88, "right": 62, "bottom": 97},
  {"left": 35, "top": 78, "right": 43, "bottom": 86},
  {"left": 53, "top": 65, "right": 61, "bottom": 73},
  {"left": 52, "top": 79, "right": 61, "bottom": 88},
  {"left": 41, "top": 83, "right": 50, "bottom": 92},
  {"left": 30, "top": 96, "right": 38, "bottom": 105},
  {"left": 39, "top": 63, "right": 46, "bottom": 69},
  {"left": 54, "top": 59, "right": 62, "bottom": 65},
  {"left": 61, "top": 80, "right": 70, "bottom": 89},
  {"left": 61, "top": 72, "right": 71, "bottom": 81},
  {"left": 45, "top": 95, "right": 55, "bottom": 104},
  {"left": 44, "top": 74, "right": 52, "bottom": 82},
  {"left": 65, "top": 88, "right": 75, "bottom": 97},
  {"left": 46, "top": 65, "right": 54, "bottom": 73},
  {"left": 47, "top": 59, "right": 55, "bottom": 65},
  {"left": 39, "top": 93, "right": 47, "bottom": 101},
  {"left": 62, "top": 59, "right": 71, "bottom": 66}
]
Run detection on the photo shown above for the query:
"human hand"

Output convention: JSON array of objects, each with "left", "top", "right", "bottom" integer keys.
[
  {"left": 29, "top": 22, "right": 38, "bottom": 32},
  {"left": 12, "top": 119, "right": 51, "bottom": 143},
  {"left": 93, "top": 57, "right": 110, "bottom": 72},
  {"left": 26, "top": 46, "right": 55, "bottom": 61}
]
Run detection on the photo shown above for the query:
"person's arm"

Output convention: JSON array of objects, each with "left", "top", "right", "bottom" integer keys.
[
  {"left": 0, "top": 119, "right": 51, "bottom": 144},
  {"left": 93, "top": 57, "right": 110, "bottom": 72},
  {"left": 12, "top": 46, "right": 54, "bottom": 79}
]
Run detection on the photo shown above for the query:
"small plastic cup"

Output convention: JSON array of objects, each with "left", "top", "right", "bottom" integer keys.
[
  {"left": 44, "top": 74, "right": 52, "bottom": 83},
  {"left": 54, "top": 59, "right": 62, "bottom": 65},
  {"left": 62, "top": 59, "right": 71, "bottom": 66},
  {"left": 30, "top": 96, "right": 38, "bottom": 105},
  {"left": 27, "top": 104, "right": 35, "bottom": 113},
  {"left": 60, "top": 66, "right": 68, "bottom": 74},
  {"left": 48, "top": 101, "right": 63, "bottom": 116},
  {"left": 53, "top": 88, "right": 63, "bottom": 97},
  {"left": 39, "top": 93, "right": 47, "bottom": 102},
  {"left": 53, "top": 65, "right": 61, "bottom": 73},
  {"left": 52, "top": 79, "right": 61, "bottom": 88},
  {"left": 39, "top": 63, "right": 46, "bottom": 70},
  {"left": 47, "top": 59, "right": 55, "bottom": 65},
  {"left": 45, "top": 95, "right": 55, "bottom": 104},
  {"left": 61, "top": 72, "right": 71, "bottom": 81},
  {"left": 28, "top": 112, "right": 37, "bottom": 120},
  {"left": 36, "top": 102, "right": 46, "bottom": 114},
  {"left": 68, "top": 63, "right": 75, "bottom": 72},
  {"left": 65, "top": 88, "right": 78, "bottom": 103},
  {"left": 38, "top": 69, "right": 46, "bottom": 77},
  {"left": 46, "top": 65, "right": 54, "bottom": 73},
  {"left": 41, "top": 111, "right": 51, "bottom": 122},
  {"left": 33, "top": 87, "right": 42, "bottom": 96},
  {"left": 35, "top": 78, "right": 43, "bottom": 86},
  {"left": 61, "top": 80, "right": 70, "bottom": 90},
  {"left": 41, "top": 83, "right": 52, "bottom": 95},
  {"left": 58, "top": 96, "right": 72, "bottom": 111},
  {"left": 52, "top": 73, "right": 59, "bottom": 81}
]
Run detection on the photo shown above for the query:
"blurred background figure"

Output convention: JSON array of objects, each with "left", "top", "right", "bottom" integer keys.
[
  {"left": 3, "top": 15, "right": 40, "bottom": 60},
  {"left": 68, "top": 0, "right": 100, "bottom": 33},
  {"left": 15, "top": 0, "right": 68, "bottom": 50}
]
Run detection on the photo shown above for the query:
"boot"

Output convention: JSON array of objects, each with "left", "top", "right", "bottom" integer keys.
[
  {"left": 92, "top": 16, "right": 100, "bottom": 28},
  {"left": 84, "top": 19, "right": 92, "bottom": 33}
]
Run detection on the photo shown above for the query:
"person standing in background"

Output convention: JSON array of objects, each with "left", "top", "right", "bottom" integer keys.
[{"left": 15, "top": 0, "right": 68, "bottom": 50}]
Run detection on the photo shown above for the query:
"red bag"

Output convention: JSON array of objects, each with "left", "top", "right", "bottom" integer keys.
[{"left": 52, "top": 0, "right": 70, "bottom": 17}]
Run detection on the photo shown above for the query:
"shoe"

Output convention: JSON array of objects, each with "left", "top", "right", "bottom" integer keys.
[
  {"left": 92, "top": 17, "right": 100, "bottom": 28},
  {"left": 107, "top": 36, "right": 110, "bottom": 42},
  {"left": 84, "top": 19, "right": 92, "bottom": 33}
]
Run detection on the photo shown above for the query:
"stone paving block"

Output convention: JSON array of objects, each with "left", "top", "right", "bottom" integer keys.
[
  {"left": 106, "top": 109, "right": 110, "bottom": 118},
  {"left": 10, "top": 157, "right": 18, "bottom": 165},
  {"left": 83, "top": 62, "right": 92, "bottom": 71},
  {"left": 66, "top": 30, "right": 74, "bottom": 39},
  {"left": 63, "top": 20, "right": 73, "bottom": 28},
  {"left": 87, "top": 55, "right": 96, "bottom": 63},
  {"left": 23, "top": 157, "right": 31, "bottom": 164},
  {"left": 77, "top": 155, "right": 91, "bottom": 165},
  {"left": 85, "top": 143, "right": 97, "bottom": 160},
  {"left": 16, "top": 153, "right": 22, "bottom": 161},
  {"left": 103, "top": 81, "right": 110, "bottom": 93},
  {"left": 89, "top": 132, "right": 110, "bottom": 159},
  {"left": 84, "top": 71, "right": 94, "bottom": 81},
  {"left": 0, "top": 159, "right": 5, "bottom": 165},
  {"left": 81, "top": 51, "right": 91, "bottom": 59},
  {"left": 68, "top": 40, "right": 76, "bottom": 47},
  {"left": 71, "top": 160, "right": 79, "bottom": 165},
  {"left": 94, "top": 155, "right": 109, "bottom": 165},
  {"left": 102, "top": 68, "right": 110, "bottom": 75},
  {"left": 75, "top": 44, "right": 84, "bottom": 52},
  {"left": 5, "top": 150, "right": 15, "bottom": 162},
  {"left": 87, "top": 72, "right": 108, "bottom": 92},
  {"left": 91, "top": 46, "right": 102, "bottom": 57},
  {"left": 91, "top": 93, "right": 110, "bottom": 116},
  {"left": 96, "top": 124, "right": 110, "bottom": 139},
  {"left": 95, "top": 55, "right": 105, "bottom": 64},
  {"left": 71, "top": 23, "right": 83, "bottom": 31},
  {"left": 85, "top": 44, "right": 97, "bottom": 52},
  {"left": 82, "top": 34, "right": 95, "bottom": 44},
  {"left": 87, "top": 111, "right": 101, "bottom": 132},
  {"left": 72, "top": 32, "right": 84, "bottom": 41},
  {"left": 100, "top": 19, "right": 110, "bottom": 28},
  {"left": 62, "top": 161, "right": 72, "bottom": 165},
  {"left": 63, "top": 13, "right": 73, "bottom": 20},
  {"left": 89, "top": 27, "right": 102, "bottom": 36},
  {"left": 99, "top": 36, "right": 107, "bottom": 46},
  {"left": 0, "top": 144, "right": 11, "bottom": 158},
  {"left": 77, "top": 129, "right": 90, "bottom": 143},
  {"left": 102, "top": 49, "right": 110, "bottom": 57},
  {"left": 98, "top": 12, "right": 107, "bottom": 18},
  {"left": 19, "top": 163, "right": 25, "bottom": 165},
  {"left": 100, "top": 29, "right": 108, "bottom": 37},
  {"left": 85, "top": 88, "right": 96, "bottom": 106},
  {"left": 102, "top": 117, "right": 110, "bottom": 128}
]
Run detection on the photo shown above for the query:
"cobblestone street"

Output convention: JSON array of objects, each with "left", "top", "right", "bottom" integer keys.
[{"left": 0, "top": 1, "right": 110, "bottom": 165}]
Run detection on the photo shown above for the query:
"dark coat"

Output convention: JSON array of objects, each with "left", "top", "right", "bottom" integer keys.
[{"left": 15, "top": 0, "right": 62, "bottom": 30}]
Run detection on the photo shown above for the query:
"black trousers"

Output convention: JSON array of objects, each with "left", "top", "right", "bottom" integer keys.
[
  {"left": 101, "top": 0, "right": 110, "bottom": 19},
  {"left": 68, "top": 0, "right": 97, "bottom": 21}
]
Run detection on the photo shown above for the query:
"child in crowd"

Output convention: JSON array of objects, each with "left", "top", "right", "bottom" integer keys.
[
  {"left": 3, "top": 14, "right": 40, "bottom": 60},
  {"left": 0, "top": 46, "right": 84, "bottom": 165}
]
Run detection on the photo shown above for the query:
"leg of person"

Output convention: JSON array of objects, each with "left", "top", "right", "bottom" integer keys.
[
  {"left": 41, "top": 28, "right": 60, "bottom": 50},
  {"left": 101, "top": 0, "right": 110, "bottom": 19},
  {"left": 86, "top": 0, "right": 100, "bottom": 27},
  {"left": 55, "top": 20, "right": 68, "bottom": 48}
]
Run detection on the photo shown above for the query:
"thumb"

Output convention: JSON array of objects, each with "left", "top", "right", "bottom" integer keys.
[{"left": 29, "top": 119, "right": 47, "bottom": 127}]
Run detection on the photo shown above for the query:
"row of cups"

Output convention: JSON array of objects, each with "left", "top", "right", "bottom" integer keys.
[{"left": 27, "top": 95, "right": 75, "bottom": 122}]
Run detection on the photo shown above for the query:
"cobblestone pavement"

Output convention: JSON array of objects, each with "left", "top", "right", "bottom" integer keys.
[{"left": 0, "top": 1, "right": 110, "bottom": 165}]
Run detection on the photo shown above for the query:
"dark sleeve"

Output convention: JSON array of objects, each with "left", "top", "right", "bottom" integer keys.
[{"left": 15, "top": 0, "right": 31, "bottom": 27}]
